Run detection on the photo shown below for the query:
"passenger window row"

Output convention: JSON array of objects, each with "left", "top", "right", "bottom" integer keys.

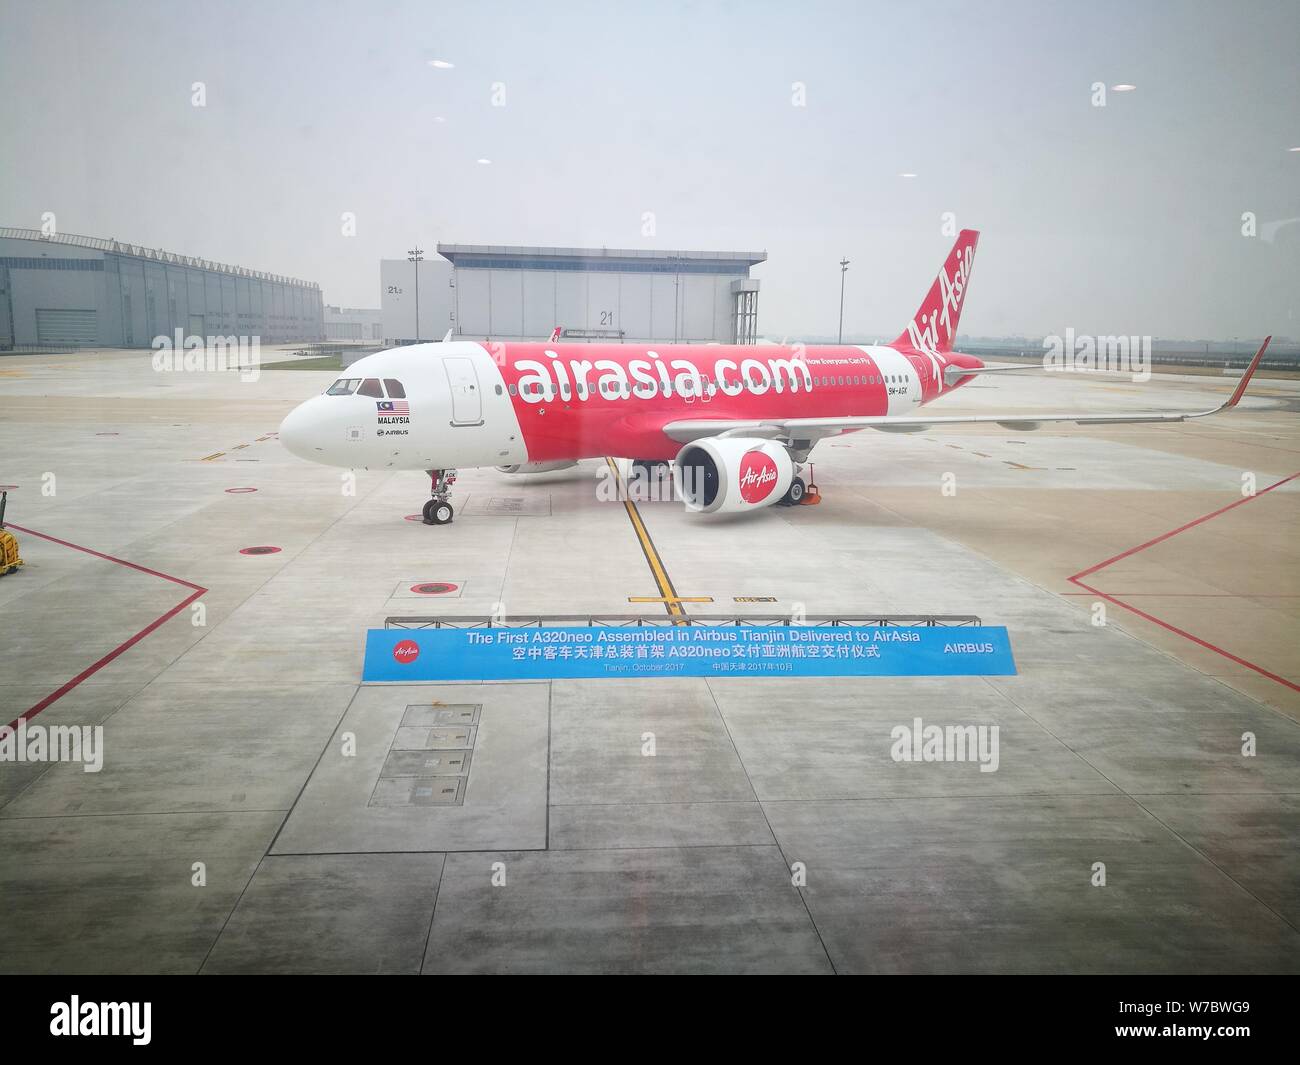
[
  {"left": 503, "top": 372, "right": 902, "bottom": 398},
  {"left": 326, "top": 371, "right": 907, "bottom": 401},
  {"left": 810, "top": 374, "right": 903, "bottom": 386},
  {"left": 327, "top": 370, "right": 907, "bottom": 401}
]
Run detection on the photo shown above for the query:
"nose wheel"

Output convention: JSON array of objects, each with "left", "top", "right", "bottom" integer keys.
[
  {"left": 423, "top": 499, "right": 454, "bottom": 525},
  {"left": 423, "top": 469, "right": 457, "bottom": 525}
]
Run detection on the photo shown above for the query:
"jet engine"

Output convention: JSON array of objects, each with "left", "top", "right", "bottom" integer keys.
[
  {"left": 673, "top": 438, "right": 793, "bottom": 514},
  {"left": 496, "top": 460, "right": 579, "bottom": 474}
]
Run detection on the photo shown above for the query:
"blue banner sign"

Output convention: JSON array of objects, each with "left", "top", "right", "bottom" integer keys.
[{"left": 363, "top": 625, "right": 1017, "bottom": 681}]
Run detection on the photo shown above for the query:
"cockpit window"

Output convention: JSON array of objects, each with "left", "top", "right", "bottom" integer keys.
[
  {"left": 383, "top": 379, "right": 406, "bottom": 399},
  {"left": 357, "top": 378, "right": 384, "bottom": 398},
  {"left": 326, "top": 378, "right": 360, "bottom": 395}
]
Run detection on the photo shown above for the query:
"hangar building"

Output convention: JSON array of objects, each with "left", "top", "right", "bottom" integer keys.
[
  {"left": 324, "top": 305, "right": 384, "bottom": 342},
  {"left": 380, "top": 244, "right": 765, "bottom": 346},
  {"left": 0, "top": 226, "right": 324, "bottom": 349}
]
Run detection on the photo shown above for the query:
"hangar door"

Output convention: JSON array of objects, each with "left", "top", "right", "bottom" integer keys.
[
  {"left": 0, "top": 266, "right": 12, "bottom": 348},
  {"left": 36, "top": 309, "right": 97, "bottom": 346},
  {"left": 444, "top": 357, "right": 482, "bottom": 425}
]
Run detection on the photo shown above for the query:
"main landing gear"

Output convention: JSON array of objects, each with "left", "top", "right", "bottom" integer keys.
[
  {"left": 423, "top": 468, "right": 458, "bottom": 525},
  {"left": 778, "top": 462, "right": 821, "bottom": 507}
]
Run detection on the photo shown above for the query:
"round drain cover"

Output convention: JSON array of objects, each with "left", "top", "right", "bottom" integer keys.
[
  {"left": 239, "top": 546, "right": 281, "bottom": 555},
  {"left": 225, "top": 487, "right": 258, "bottom": 494},
  {"left": 411, "top": 582, "right": 458, "bottom": 595}
]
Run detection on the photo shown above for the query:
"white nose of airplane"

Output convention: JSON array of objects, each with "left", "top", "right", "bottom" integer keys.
[{"left": 279, "top": 397, "right": 324, "bottom": 461}]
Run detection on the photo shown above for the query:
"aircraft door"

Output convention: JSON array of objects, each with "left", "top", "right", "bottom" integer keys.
[{"left": 444, "top": 357, "right": 483, "bottom": 425}]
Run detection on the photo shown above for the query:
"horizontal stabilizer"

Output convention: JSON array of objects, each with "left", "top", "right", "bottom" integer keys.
[{"left": 943, "top": 361, "right": 1041, "bottom": 386}]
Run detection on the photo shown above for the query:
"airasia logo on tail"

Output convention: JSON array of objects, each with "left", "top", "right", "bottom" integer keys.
[
  {"left": 393, "top": 639, "right": 420, "bottom": 664},
  {"left": 903, "top": 233, "right": 977, "bottom": 364},
  {"left": 738, "top": 451, "right": 779, "bottom": 503}
]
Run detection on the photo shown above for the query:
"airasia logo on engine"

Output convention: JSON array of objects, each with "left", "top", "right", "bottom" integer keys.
[{"left": 737, "top": 451, "right": 779, "bottom": 503}]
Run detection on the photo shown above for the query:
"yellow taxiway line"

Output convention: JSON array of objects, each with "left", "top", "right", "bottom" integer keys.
[{"left": 604, "top": 457, "right": 691, "bottom": 621}]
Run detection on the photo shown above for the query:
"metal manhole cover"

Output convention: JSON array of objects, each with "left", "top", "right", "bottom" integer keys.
[
  {"left": 381, "top": 749, "right": 473, "bottom": 777},
  {"left": 485, "top": 497, "right": 526, "bottom": 513},
  {"left": 393, "top": 725, "right": 477, "bottom": 751},
  {"left": 369, "top": 776, "right": 465, "bottom": 807},
  {"left": 402, "top": 704, "right": 481, "bottom": 727},
  {"left": 367, "top": 704, "right": 483, "bottom": 808}
]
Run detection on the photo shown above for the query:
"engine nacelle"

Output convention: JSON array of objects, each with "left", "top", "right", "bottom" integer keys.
[
  {"left": 673, "top": 438, "right": 793, "bottom": 514},
  {"left": 496, "top": 460, "right": 578, "bottom": 474}
]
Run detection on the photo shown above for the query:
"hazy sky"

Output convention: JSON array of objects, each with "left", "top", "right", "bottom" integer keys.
[{"left": 2, "top": 0, "right": 1297, "bottom": 339}]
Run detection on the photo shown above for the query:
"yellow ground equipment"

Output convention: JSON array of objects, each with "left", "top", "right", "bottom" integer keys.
[{"left": 0, "top": 492, "right": 21, "bottom": 575}]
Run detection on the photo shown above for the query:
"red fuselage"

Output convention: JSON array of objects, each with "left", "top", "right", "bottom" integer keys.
[{"left": 484, "top": 341, "right": 985, "bottom": 461}]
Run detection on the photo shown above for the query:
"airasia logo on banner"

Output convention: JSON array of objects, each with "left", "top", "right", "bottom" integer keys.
[
  {"left": 392, "top": 639, "right": 420, "bottom": 664},
  {"left": 737, "top": 451, "right": 779, "bottom": 503}
]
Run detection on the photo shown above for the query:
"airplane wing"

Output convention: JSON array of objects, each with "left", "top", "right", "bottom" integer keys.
[{"left": 664, "top": 337, "right": 1272, "bottom": 444}]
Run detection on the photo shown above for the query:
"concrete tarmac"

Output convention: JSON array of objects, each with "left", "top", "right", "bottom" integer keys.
[{"left": 1, "top": 348, "right": 1296, "bottom": 973}]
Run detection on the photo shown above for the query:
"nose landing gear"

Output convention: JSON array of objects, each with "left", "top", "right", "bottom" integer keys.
[{"left": 423, "top": 469, "right": 458, "bottom": 525}]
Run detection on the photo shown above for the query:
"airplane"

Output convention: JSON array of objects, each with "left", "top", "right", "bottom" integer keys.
[{"left": 279, "top": 230, "right": 1271, "bottom": 524}]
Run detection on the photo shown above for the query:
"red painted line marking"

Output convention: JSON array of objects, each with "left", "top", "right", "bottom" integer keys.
[
  {"left": 1063, "top": 592, "right": 1300, "bottom": 598},
  {"left": 3, "top": 524, "right": 208, "bottom": 731},
  {"left": 8, "top": 523, "right": 206, "bottom": 591},
  {"left": 1071, "top": 472, "right": 1300, "bottom": 582},
  {"left": 1066, "top": 472, "right": 1300, "bottom": 692}
]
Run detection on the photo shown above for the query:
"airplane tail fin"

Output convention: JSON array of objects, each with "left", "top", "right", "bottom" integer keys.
[{"left": 892, "top": 229, "right": 979, "bottom": 353}]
